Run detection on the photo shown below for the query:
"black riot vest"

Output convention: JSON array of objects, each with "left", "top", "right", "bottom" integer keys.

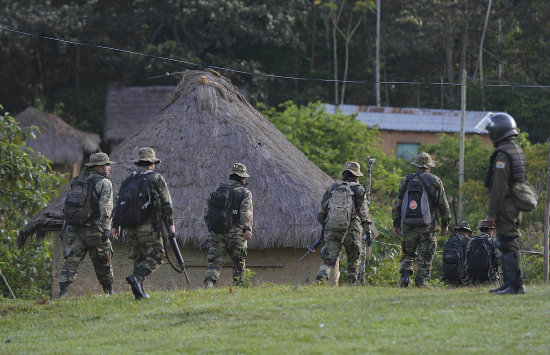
[{"left": 485, "top": 139, "right": 526, "bottom": 188}]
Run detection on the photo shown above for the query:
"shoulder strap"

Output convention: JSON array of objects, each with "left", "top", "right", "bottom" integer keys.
[{"left": 417, "top": 173, "right": 437, "bottom": 206}]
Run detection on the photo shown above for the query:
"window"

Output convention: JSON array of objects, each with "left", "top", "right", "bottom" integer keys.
[{"left": 396, "top": 143, "right": 419, "bottom": 162}]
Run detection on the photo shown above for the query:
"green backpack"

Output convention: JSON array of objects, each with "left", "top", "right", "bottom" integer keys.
[{"left": 511, "top": 181, "right": 538, "bottom": 212}]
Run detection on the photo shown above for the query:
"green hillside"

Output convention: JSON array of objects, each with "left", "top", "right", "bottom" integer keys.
[{"left": 1, "top": 284, "right": 549, "bottom": 354}]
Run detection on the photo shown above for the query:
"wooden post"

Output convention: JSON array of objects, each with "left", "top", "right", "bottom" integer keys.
[
  {"left": 543, "top": 143, "right": 550, "bottom": 283},
  {"left": 0, "top": 269, "right": 16, "bottom": 299},
  {"left": 458, "top": 69, "right": 466, "bottom": 222}
]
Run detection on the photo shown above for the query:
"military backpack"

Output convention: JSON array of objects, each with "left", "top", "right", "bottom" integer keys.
[
  {"left": 442, "top": 235, "right": 465, "bottom": 284},
  {"left": 63, "top": 175, "right": 104, "bottom": 226},
  {"left": 401, "top": 173, "right": 436, "bottom": 226},
  {"left": 112, "top": 171, "right": 156, "bottom": 228},
  {"left": 325, "top": 181, "right": 357, "bottom": 231},
  {"left": 466, "top": 237, "right": 495, "bottom": 282},
  {"left": 206, "top": 183, "right": 245, "bottom": 233}
]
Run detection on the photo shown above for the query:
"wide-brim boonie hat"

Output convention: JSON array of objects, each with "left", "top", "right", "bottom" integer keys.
[
  {"left": 231, "top": 163, "right": 250, "bottom": 178},
  {"left": 85, "top": 152, "right": 114, "bottom": 166},
  {"left": 133, "top": 147, "right": 161, "bottom": 164},
  {"left": 456, "top": 221, "right": 472, "bottom": 232},
  {"left": 342, "top": 161, "right": 363, "bottom": 177},
  {"left": 411, "top": 152, "right": 436, "bottom": 168},
  {"left": 477, "top": 219, "right": 495, "bottom": 230}
]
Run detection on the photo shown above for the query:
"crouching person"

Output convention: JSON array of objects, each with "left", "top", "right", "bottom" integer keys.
[
  {"left": 59, "top": 153, "right": 116, "bottom": 297},
  {"left": 112, "top": 147, "right": 175, "bottom": 300},
  {"left": 204, "top": 163, "right": 253, "bottom": 288}
]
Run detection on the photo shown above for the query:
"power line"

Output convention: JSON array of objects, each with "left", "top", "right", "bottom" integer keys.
[{"left": 3, "top": 25, "right": 550, "bottom": 89}]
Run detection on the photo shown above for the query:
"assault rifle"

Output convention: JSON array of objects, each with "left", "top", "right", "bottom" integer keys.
[
  {"left": 298, "top": 226, "right": 325, "bottom": 262},
  {"left": 199, "top": 238, "right": 210, "bottom": 251},
  {"left": 161, "top": 217, "right": 191, "bottom": 284},
  {"left": 152, "top": 190, "right": 190, "bottom": 284},
  {"left": 358, "top": 156, "right": 376, "bottom": 285}
]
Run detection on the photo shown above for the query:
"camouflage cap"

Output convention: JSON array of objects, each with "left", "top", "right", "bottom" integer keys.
[
  {"left": 342, "top": 161, "right": 363, "bottom": 177},
  {"left": 85, "top": 152, "right": 114, "bottom": 166},
  {"left": 411, "top": 152, "right": 436, "bottom": 168},
  {"left": 456, "top": 221, "right": 472, "bottom": 232},
  {"left": 133, "top": 147, "right": 161, "bottom": 164},
  {"left": 231, "top": 163, "right": 250, "bottom": 178},
  {"left": 477, "top": 219, "right": 495, "bottom": 230}
]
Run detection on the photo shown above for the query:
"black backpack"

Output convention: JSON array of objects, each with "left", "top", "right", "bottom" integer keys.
[
  {"left": 401, "top": 174, "right": 435, "bottom": 226},
  {"left": 466, "top": 237, "right": 495, "bottom": 281},
  {"left": 206, "top": 183, "right": 244, "bottom": 233},
  {"left": 112, "top": 172, "right": 156, "bottom": 228},
  {"left": 442, "top": 236, "right": 465, "bottom": 283},
  {"left": 63, "top": 175, "right": 103, "bottom": 226}
]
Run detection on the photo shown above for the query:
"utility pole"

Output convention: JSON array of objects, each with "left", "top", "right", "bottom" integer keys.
[
  {"left": 458, "top": 69, "right": 466, "bottom": 222},
  {"left": 543, "top": 142, "right": 550, "bottom": 283},
  {"left": 375, "top": 0, "right": 381, "bottom": 106}
]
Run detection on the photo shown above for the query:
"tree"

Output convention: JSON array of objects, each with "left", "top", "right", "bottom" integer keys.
[{"left": 0, "top": 105, "right": 65, "bottom": 298}]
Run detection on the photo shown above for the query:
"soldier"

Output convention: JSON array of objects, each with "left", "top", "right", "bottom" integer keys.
[
  {"left": 315, "top": 161, "right": 372, "bottom": 285},
  {"left": 112, "top": 147, "right": 175, "bottom": 300},
  {"left": 476, "top": 113, "right": 527, "bottom": 294},
  {"left": 464, "top": 219, "right": 499, "bottom": 285},
  {"left": 392, "top": 152, "right": 450, "bottom": 287},
  {"left": 204, "top": 163, "right": 253, "bottom": 288},
  {"left": 441, "top": 221, "right": 472, "bottom": 285},
  {"left": 59, "top": 152, "right": 115, "bottom": 297}
]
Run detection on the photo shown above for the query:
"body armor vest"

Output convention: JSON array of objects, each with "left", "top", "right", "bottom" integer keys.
[{"left": 485, "top": 139, "right": 526, "bottom": 188}]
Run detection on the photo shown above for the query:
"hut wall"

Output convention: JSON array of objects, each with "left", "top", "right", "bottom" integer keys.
[{"left": 52, "top": 237, "right": 323, "bottom": 296}]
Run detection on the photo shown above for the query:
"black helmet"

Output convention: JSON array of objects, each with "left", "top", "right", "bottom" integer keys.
[{"left": 475, "top": 113, "right": 518, "bottom": 144}]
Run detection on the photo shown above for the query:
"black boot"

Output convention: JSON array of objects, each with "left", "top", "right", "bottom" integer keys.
[
  {"left": 102, "top": 283, "right": 113, "bottom": 295},
  {"left": 139, "top": 278, "right": 150, "bottom": 299},
  {"left": 497, "top": 252, "right": 521, "bottom": 295},
  {"left": 126, "top": 274, "right": 145, "bottom": 300},
  {"left": 490, "top": 253, "right": 509, "bottom": 293},
  {"left": 400, "top": 271, "right": 411, "bottom": 287},
  {"left": 59, "top": 281, "right": 71, "bottom": 298}
]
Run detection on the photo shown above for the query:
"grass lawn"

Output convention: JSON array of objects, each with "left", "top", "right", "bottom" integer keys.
[{"left": 1, "top": 284, "right": 549, "bottom": 354}]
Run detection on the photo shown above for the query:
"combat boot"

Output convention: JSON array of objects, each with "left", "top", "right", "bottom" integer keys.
[
  {"left": 59, "top": 281, "right": 71, "bottom": 298},
  {"left": 102, "top": 283, "right": 114, "bottom": 295},
  {"left": 490, "top": 253, "right": 509, "bottom": 293},
  {"left": 400, "top": 271, "right": 411, "bottom": 287},
  {"left": 126, "top": 274, "right": 145, "bottom": 300},
  {"left": 139, "top": 278, "right": 150, "bottom": 299},
  {"left": 497, "top": 252, "right": 522, "bottom": 295}
]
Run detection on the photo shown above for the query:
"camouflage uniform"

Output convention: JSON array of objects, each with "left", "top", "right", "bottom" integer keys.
[
  {"left": 60, "top": 153, "right": 114, "bottom": 295},
  {"left": 204, "top": 163, "right": 253, "bottom": 287},
  {"left": 392, "top": 153, "right": 450, "bottom": 286},
  {"left": 116, "top": 148, "right": 174, "bottom": 299},
  {"left": 315, "top": 162, "right": 372, "bottom": 285}
]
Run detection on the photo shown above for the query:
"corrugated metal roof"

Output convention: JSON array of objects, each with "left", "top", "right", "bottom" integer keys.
[{"left": 323, "top": 104, "right": 494, "bottom": 133}]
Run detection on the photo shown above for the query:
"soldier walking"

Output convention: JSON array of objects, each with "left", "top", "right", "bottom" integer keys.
[
  {"left": 315, "top": 161, "right": 372, "bottom": 285},
  {"left": 112, "top": 147, "right": 175, "bottom": 300},
  {"left": 392, "top": 152, "right": 450, "bottom": 287},
  {"left": 59, "top": 152, "right": 115, "bottom": 297},
  {"left": 477, "top": 113, "right": 527, "bottom": 294},
  {"left": 204, "top": 163, "right": 253, "bottom": 288}
]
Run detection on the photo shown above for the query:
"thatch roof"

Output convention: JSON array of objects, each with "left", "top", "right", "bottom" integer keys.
[
  {"left": 15, "top": 108, "right": 101, "bottom": 166},
  {"left": 103, "top": 86, "right": 175, "bottom": 145},
  {"left": 19, "top": 70, "right": 334, "bottom": 249}
]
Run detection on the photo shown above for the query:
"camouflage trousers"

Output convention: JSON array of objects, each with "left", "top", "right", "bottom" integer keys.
[
  {"left": 400, "top": 227, "right": 437, "bottom": 286},
  {"left": 60, "top": 226, "right": 113, "bottom": 287},
  {"left": 205, "top": 227, "right": 247, "bottom": 285},
  {"left": 316, "top": 227, "right": 362, "bottom": 284},
  {"left": 127, "top": 224, "right": 164, "bottom": 277}
]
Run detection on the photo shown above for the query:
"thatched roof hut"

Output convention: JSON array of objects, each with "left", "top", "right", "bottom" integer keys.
[
  {"left": 21, "top": 71, "right": 333, "bottom": 249},
  {"left": 15, "top": 108, "right": 101, "bottom": 175},
  {"left": 103, "top": 86, "right": 175, "bottom": 152}
]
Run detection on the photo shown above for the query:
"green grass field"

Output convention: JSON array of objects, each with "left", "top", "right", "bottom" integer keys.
[{"left": 1, "top": 284, "right": 549, "bottom": 354}]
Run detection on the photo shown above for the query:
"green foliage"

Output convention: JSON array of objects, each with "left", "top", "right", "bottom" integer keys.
[{"left": 0, "top": 106, "right": 65, "bottom": 298}]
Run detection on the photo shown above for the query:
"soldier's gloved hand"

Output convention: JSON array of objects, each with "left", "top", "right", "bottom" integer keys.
[
  {"left": 362, "top": 223, "right": 373, "bottom": 247},
  {"left": 243, "top": 229, "right": 252, "bottom": 241},
  {"left": 101, "top": 229, "right": 112, "bottom": 242}
]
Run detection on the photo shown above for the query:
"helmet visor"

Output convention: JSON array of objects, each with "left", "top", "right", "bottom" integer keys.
[{"left": 473, "top": 113, "right": 495, "bottom": 133}]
